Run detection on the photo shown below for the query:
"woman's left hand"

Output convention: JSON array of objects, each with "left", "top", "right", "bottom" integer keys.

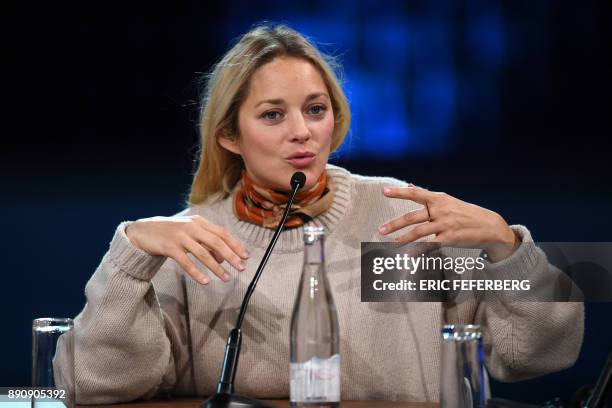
[{"left": 378, "top": 185, "right": 519, "bottom": 262}]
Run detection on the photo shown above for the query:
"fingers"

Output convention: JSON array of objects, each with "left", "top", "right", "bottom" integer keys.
[
  {"left": 383, "top": 185, "right": 436, "bottom": 205},
  {"left": 192, "top": 228, "right": 247, "bottom": 273},
  {"left": 196, "top": 218, "right": 250, "bottom": 259},
  {"left": 379, "top": 208, "right": 429, "bottom": 235},
  {"left": 394, "top": 221, "right": 442, "bottom": 246},
  {"left": 210, "top": 250, "right": 225, "bottom": 264},
  {"left": 172, "top": 216, "right": 251, "bottom": 285},
  {"left": 183, "top": 239, "right": 233, "bottom": 283},
  {"left": 171, "top": 249, "right": 210, "bottom": 285}
]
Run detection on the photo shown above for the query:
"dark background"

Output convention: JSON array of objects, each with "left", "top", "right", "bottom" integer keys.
[{"left": 4, "top": 0, "right": 611, "bottom": 403}]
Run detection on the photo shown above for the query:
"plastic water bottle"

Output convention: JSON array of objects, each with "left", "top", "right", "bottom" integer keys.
[{"left": 290, "top": 226, "right": 340, "bottom": 407}]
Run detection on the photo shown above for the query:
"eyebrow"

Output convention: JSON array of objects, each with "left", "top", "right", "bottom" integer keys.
[{"left": 254, "top": 92, "right": 330, "bottom": 108}]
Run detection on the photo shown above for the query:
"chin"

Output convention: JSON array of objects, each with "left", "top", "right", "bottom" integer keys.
[
  {"left": 302, "top": 167, "right": 326, "bottom": 190},
  {"left": 282, "top": 160, "right": 326, "bottom": 190}
]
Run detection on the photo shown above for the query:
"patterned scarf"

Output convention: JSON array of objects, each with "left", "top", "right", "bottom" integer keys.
[{"left": 234, "top": 170, "right": 335, "bottom": 229}]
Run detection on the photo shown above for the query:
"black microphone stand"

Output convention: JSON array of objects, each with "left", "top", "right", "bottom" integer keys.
[
  {"left": 202, "top": 172, "right": 306, "bottom": 408},
  {"left": 584, "top": 349, "right": 612, "bottom": 408}
]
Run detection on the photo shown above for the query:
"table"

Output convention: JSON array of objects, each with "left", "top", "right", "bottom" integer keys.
[{"left": 79, "top": 399, "right": 438, "bottom": 408}]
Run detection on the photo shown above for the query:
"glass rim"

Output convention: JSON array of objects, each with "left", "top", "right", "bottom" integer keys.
[
  {"left": 442, "top": 323, "right": 481, "bottom": 331},
  {"left": 32, "top": 317, "right": 74, "bottom": 328},
  {"left": 304, "top": 225, "right": 325, "bottom": 234},
  {"left": 442, "top": 324, "right": 482, "bottom": 340}
]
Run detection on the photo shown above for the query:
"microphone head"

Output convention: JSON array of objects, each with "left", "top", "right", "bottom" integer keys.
[{"left": 290, "top": 172, "right": 307, "bottom": 190}]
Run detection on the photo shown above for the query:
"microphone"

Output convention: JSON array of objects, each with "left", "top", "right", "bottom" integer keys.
[
  {"left": 202, "top": 172, "right": 307, "bottom": 408},
  {"left": 291, "top": 172, "right": 306, "bottom": 189}
]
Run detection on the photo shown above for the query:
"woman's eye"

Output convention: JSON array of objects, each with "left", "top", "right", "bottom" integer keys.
[
  {"left": 262, "top": 111, "right": 282, "bottom": 121},
  {"left": 308, "top": 105, "right": 327, "bottom": 116}
]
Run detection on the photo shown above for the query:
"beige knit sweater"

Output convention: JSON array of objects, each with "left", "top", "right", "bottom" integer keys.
[{"left": 60, "top": 164, "right": 584, "bottom": 404}]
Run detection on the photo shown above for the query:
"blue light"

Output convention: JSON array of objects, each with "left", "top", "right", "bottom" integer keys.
[
  {"left": 466, "top": 13, "right": 505, "bottom": 68},
  {"left": 213, "top": 1, "right": 506, "bottom": 158}
]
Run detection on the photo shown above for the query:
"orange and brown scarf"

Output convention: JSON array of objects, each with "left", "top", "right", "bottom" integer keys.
[{"left": 234, "top": 170, "right": 334, "bottom": 229}]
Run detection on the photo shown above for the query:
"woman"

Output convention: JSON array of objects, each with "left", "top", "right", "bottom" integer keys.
[{"left": 62, "top": 24, "right": 583, "bottom": 403}]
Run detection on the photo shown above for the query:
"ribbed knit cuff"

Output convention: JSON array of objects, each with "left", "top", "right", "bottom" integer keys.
[
  {"left": 481, "top": 225, "right": 550, "bottom": 303},
  {"left": 485, "top": 225, "right": 540, "bottom": 279},
  {"left": 106, "top": 221, "right": 167, "bottom": 281}
]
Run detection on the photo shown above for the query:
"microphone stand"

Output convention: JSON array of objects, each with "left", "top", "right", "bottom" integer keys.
[
  {"left": 202, "top": 172, "right": 306, "bottom": 408},
  {"left": 584, "top": 349, "right": 612, "bottom": 408}
]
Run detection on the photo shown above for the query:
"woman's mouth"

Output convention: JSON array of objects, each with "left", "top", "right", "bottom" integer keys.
[{"left": 286, "top": 152, "right": 316, "bottom": 168}]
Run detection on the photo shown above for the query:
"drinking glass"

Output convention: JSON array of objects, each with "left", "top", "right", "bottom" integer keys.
[
  {"left": 440, "top": 324, "right": 487, "bottom": 408},
  {"left": 32, "top": 317, "right": 75, "bottom": 408}
]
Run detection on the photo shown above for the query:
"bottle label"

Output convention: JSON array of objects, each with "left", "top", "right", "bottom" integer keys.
[{"left": 290, "top": 354, "right": 340, "bottom": 403}]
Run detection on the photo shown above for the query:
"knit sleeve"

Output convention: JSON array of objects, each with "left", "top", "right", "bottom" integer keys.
[
  {"left": 54, "top": 222, "right": 191, "bottom": 404},
  {"left": 474, "top": 225, "right": 584, "bottom": 381}
]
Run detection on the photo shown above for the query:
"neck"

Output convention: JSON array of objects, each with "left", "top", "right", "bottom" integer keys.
[{"left": 223, "top": 164, "right": 353, "bottom": 252}]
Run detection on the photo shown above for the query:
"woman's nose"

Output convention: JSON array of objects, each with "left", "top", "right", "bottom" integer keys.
[{"left": 288, "top": 114, "right": 311, "bottom": 143}]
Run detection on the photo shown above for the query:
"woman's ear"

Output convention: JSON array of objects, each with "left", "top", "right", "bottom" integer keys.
[{"left": 217, "top": 131, "right": 241, "bottom": 156}]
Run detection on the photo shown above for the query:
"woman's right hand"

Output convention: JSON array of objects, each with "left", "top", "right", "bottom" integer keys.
[{"left": 125, "top": 215, "right": 250, "bottom": 285}]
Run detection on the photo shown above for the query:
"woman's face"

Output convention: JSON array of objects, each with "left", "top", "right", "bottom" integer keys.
[{"left": 219, "top": 56, "right": 335, "bottom": 191}]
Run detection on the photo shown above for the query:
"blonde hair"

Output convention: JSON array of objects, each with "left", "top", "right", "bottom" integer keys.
[{"left": 188, "top": 23, "right": 351, "bottom": 205}]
